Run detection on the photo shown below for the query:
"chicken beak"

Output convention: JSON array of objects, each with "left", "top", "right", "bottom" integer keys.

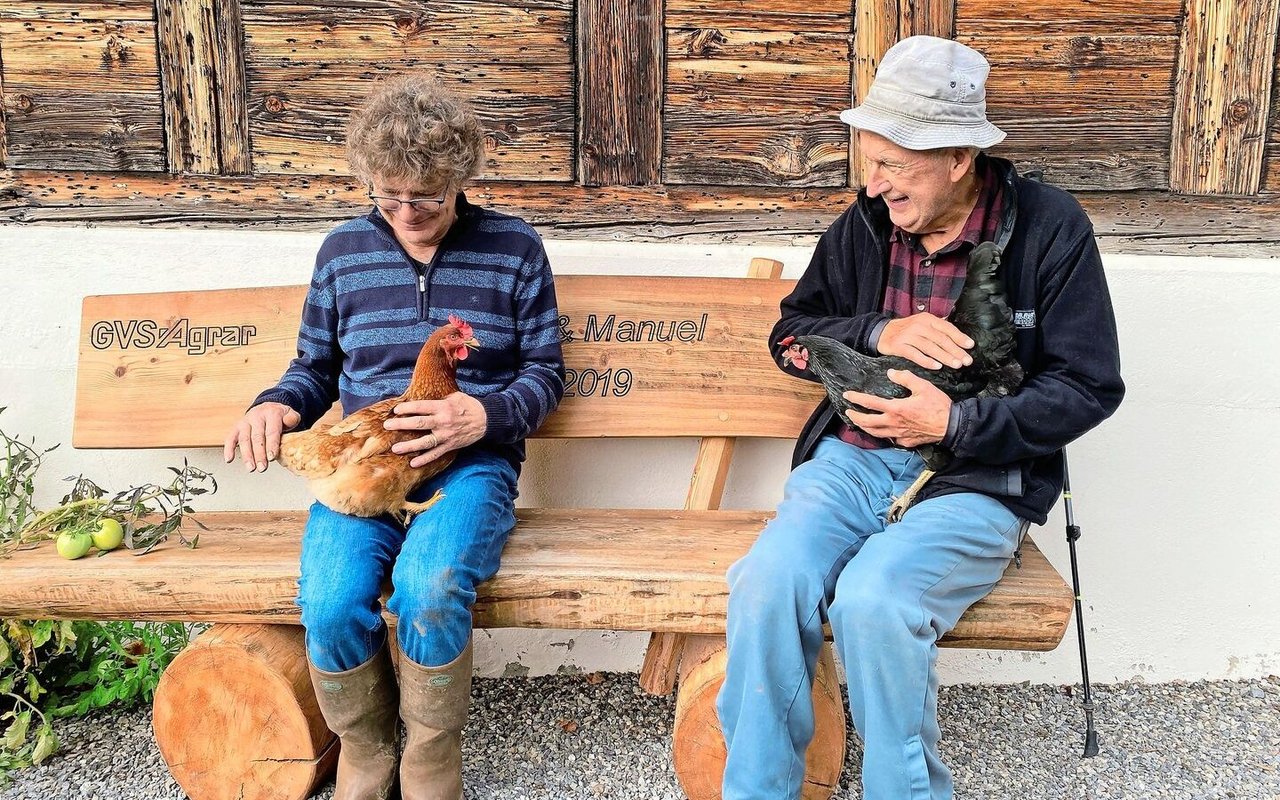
[{"left": 464, "top": 336, "right": 480, "bottom": 351}]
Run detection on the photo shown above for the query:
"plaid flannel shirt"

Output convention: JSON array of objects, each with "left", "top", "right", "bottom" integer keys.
[{"left": 838, "top": 163, "right": 1005, "bottom": 449}]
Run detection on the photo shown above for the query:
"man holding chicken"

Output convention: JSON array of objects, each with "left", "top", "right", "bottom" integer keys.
[{"left": 717, "top": 36, "right": 1124, "bottom": 800}]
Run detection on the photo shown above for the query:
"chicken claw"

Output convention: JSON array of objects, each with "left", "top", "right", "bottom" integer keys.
[
  {"left": 397, "top": 489, "right": 446, "bottom": 524},
  {"left": 886, "top": 469, "right": 935, "bottom": 523}
]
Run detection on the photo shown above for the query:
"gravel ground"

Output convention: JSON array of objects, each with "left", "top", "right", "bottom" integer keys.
[{"left": 3, "top": 675, "right": 1277, "bottom": 800}]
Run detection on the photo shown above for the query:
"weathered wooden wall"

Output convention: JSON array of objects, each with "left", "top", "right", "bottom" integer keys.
[{"left": 1, "top": 0, "right": 1278, "bottom": 251}]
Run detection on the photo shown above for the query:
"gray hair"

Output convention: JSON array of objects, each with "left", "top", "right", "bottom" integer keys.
[{"left": 346, "top": 74, "right": 485, "bottom": 189}]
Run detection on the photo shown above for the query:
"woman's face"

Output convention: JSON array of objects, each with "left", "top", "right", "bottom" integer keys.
[{"left": 368, "top": 175, "right": 459, "bottom": 255}]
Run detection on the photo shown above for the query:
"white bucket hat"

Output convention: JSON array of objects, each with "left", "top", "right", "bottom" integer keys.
[{"left": 840, "top": 35, "right": 1006, "bottom": 151}]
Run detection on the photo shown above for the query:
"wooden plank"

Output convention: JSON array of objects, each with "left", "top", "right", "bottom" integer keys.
[
  {"left": 0, "top": 12, "right": 166, "bottom": 172},
  {"left": 578, "top": 0, "right": 661, "bottom": 185},
  {"left": 1267, "top": 45, "right": 1280, "bottom": 192},
  {"left": 0, "top": 509, "right": 1074, "bottom": 650},
  {"left": 0, "top": 90, "right": 166, "bottom": 171},
  {"left": 242, "top": 6, "right": 573, "bottom": 63},
  {"left": 0, "top": 18, "right": 160, "bottom": 88},
  {"left": 156, "top": 0, "right": 220, "bottom": 173},
  {"left": 214, "top": 0, "right": 252, "bottom": 175},
  {"left": 1170, "top": 0, "right": 1280, "bottom": 195},
  {"left": 664, "top": 119, "right": 849, "bottom": 186},
  {"left": 665, "top": 30, "right": 851, "bottom": 186},
  {"left": 850, "top": 0, "right": 896, "bottom": 187},
  {"left": 956, "top": 0, "right": 1183, "bottom": 35},
  {"left": 0, "top": 61, "right": 6, "bottom": 169},
  {"left": 666, "top": 0, "right": 852, "bottom": 31},
  {"left": 901, "top": 0, "right": 954, "bottom": 39},
  {"left": 0, "top": 1, "right": 158, "bottom": 23},
  {"left": 244, "top": 66, "right": 575, "bottom": 178},
  {"left": 71, "top": 277, "right": 823, "bottom": 448}
]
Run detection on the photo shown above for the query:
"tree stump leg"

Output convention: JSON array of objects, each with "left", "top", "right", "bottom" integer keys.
[
  {"left": 672, "top": 634, "right": 845, "bottom": 800},
  {"left": 152, "top": 623, "right": 338, "bottom": 800}
]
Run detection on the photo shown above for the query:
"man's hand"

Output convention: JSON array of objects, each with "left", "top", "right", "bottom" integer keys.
[
  {"left": 224, "top": 402, "right": 302, "bottom": 472},
  {"left": 878, "top": 313, "right": 974, "bottom": 370},
  {"left": 385, "top": 392, "right": 487, "bottom": 468},
  {"left": 843, "top": 370, "right": 951, "bottom": 448}
]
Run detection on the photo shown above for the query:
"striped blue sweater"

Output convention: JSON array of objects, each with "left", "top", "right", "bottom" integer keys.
[{"left": 253, "top": 195, "right": 565, "bottom": 471}]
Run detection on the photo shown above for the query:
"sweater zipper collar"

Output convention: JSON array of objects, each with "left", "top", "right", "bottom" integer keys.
[{"left": 367, "top": 192, "right": 478, "bottom": 322}]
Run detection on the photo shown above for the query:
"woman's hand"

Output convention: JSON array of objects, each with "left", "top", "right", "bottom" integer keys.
[
  {"left": 385, "top": 392, "right": 487, "bottom": 467},
  {"left": 223, "top": 402, "right": 302, "bottom": 472}
]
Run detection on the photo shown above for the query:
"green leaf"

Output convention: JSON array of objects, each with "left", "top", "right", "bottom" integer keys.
[
  {"left": 0, "top": 635, "right": 10, "bottom": 667},
  {"left": 1, "top": 711, "right": 31, "bottom": 751},
  {"left": 30, "top": 725, "right": 58, "bottom": 765},
  {"left": 30, "top": 620, "right": 54, "bottom": 649}
]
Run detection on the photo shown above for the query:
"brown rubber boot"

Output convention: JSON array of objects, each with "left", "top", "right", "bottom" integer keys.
[
  {"left": 309, "top": 643, "right": 400, "bottom": 800},
  {"left": 398, "top": 639, "right": 473, "bottom": 800}
]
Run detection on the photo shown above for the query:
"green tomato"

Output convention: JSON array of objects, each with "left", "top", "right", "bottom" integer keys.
[
  {"left": 91, "top": 518, "right": 125, "bottom": 551},
  {"left": 55, "top": 530, "right": 93, "bottom": 560}
]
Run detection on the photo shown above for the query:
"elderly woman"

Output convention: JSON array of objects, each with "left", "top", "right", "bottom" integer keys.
[{"left": 224, "top": 76, "right": 565, "bottom": 800}]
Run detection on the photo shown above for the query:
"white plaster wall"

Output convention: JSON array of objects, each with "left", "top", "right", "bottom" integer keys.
[{"left": 1, "top": 224, "right": 1277, "bottom": 685}]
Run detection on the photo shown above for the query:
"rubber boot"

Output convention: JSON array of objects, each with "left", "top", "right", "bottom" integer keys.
[
  {"left": 398, "top": 639, "right": 472, "bottom": 800},
  {"left": 309, "top": 643, "right": 400, "bottom": 800}
]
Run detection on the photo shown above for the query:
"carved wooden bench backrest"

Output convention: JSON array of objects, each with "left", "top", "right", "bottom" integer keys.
[{"left": 74, "top": 264, "right": 823, "bottom": 448}]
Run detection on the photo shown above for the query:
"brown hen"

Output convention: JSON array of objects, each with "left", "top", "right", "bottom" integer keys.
[{"left": 276, "top": 315, "right": 479, "bottom": 521}]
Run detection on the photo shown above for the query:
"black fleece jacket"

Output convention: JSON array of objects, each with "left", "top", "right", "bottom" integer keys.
[{"left": 771, "top": 156, "right": 1124, "bottom": 524}]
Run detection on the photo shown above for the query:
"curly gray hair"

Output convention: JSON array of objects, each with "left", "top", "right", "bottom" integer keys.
[{"left": 346, "top": 74, "right": 485, "bottom": 189}]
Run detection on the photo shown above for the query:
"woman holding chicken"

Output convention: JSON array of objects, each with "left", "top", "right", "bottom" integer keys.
[{"left": 224, "top": 76, "right": 565, "bottom": 800}]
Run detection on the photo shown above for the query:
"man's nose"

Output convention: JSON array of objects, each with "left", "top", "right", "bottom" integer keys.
[{"left": 862, "top": 163, "right": 890, "bottom": 197}]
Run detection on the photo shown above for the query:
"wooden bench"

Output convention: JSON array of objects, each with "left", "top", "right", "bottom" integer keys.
[{"left": 0, "top": 259, "right": 1075, "bottom": 800}]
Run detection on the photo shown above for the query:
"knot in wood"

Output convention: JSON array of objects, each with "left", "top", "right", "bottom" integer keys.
[
  {"left": 1228, "top": 99, "right": 1253, "bottom": 124},
  {"left": 394, "top": 15, "right": 428, "bottom": 35},
  {"left": 690, "top": 28, "right": 726, "bottom": 56},
  {"left": 102, "top": 36, "right": 130, "bottom": 65},
  {"left": 264, "top": 95, "right": 287, "bottom": 114},
  {"left": 14, "top": 93, "right": 35, "bottom": 112}
]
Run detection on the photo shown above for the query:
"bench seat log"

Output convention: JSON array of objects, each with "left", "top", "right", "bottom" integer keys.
[{"left": 0, "top": 509, "right": 1073, "bottom": 649}]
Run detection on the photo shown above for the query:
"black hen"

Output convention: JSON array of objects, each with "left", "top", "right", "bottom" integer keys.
[{"left": 780, "top": 241, "right": 1023, "bottom": 521}]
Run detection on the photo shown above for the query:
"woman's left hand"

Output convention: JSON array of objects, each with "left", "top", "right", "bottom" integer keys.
[{"left": 386, "top": 392, "right": 487, "bottom": 467}]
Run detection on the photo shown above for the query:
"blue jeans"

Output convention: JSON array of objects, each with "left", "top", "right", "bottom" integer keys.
[
  {"left": 717, "top": 437, "right": 1025, "bottom": 800},
  {"left": 297, "top": 449, "right": 518, "bottom": 672}
]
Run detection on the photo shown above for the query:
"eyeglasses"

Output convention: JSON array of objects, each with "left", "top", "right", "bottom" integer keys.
[{"left": 368, "top": 191, "right": 450, "bottom": 214}]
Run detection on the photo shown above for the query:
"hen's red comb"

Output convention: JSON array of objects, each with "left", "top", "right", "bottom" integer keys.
[
  {"left": 779, "top": 335, "right": 796, "bottom": 346},
  {"left": 447, "top": 314, "right": 474, "bottom": 339}
]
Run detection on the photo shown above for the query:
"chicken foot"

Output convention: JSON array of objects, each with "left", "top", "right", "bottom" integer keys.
[
  {"left": 395, "top": 489, "right": 446, "bottom": 524},
  {"left": 886, "top": 469, "right": 934, "bottom": 523}
]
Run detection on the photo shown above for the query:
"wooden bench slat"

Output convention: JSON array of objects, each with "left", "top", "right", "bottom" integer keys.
[{"left": 0, "top": 509, "right": 1073, "bottom": 650}]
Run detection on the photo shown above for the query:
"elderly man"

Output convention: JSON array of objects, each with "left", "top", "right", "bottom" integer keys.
[{"left": 716, "top": 36, "right": 1124, "bottom": 800}]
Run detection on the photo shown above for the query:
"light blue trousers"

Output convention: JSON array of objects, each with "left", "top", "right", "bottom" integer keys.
[
  {"left": 296, "top": 449, "right": 518, "bottom": 672},
  {"left": 717, "top": 436, "right": 1025, "bottom": 800}
]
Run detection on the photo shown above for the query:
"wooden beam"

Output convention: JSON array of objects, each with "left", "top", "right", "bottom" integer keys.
[
  {"left": 156, "top": 0, "right": 250, "bottom": 174},
  {"left": 577, "top": 0, "right": 662, "bottom": 185},
  {"left": 1170, "top": 0, "right": 1280, "bottom": 195},
  {"left": 900, "top": 0, "right": 954, "bottom": 39},
  {"left": 6, "top": 170, "right": 1280, "bottom": 255},
  {"left": 851, "top": 0, "right": 898, "bottom": 187},
  {"left": 0, "top": 52, "right": 7, "bottom": 170},
  {"left": 213, "top": 0, "right": 251, "bottom": 175}
]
